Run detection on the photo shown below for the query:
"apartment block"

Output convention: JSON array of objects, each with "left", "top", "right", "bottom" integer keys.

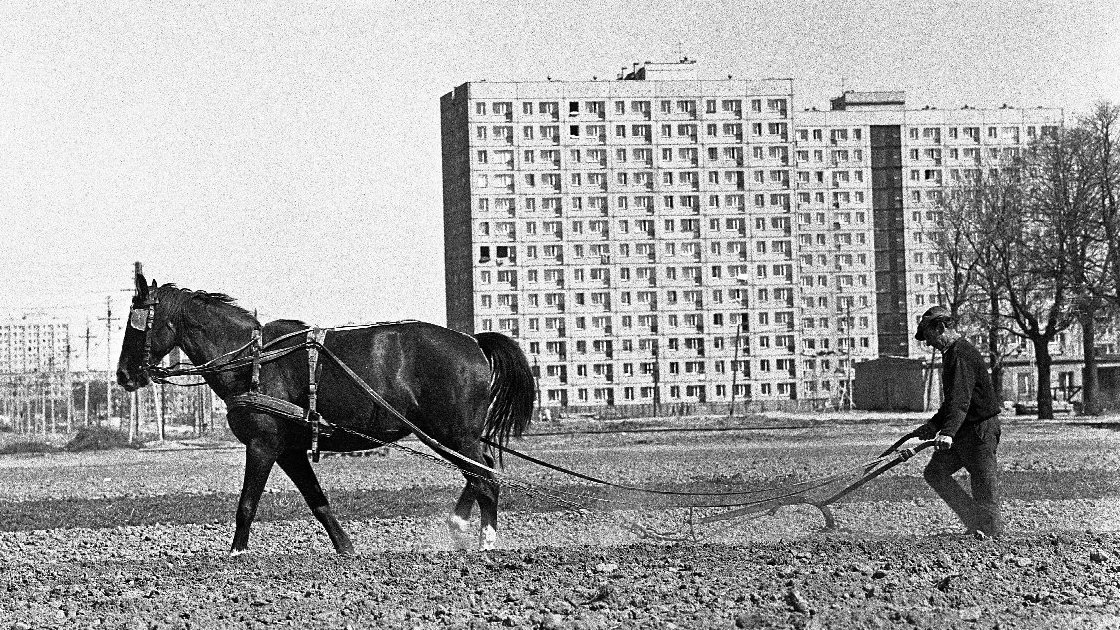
[
  {"left": 440, "top": 64, "right": 1063, "bottom": 409},
  {"left": 0, "top": 316, "right": 70, "bottom": 374}
]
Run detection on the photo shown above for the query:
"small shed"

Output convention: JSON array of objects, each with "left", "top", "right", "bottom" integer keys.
[
  {"left": 1097, "top": 366, "right": 1120, "bottom": 411},
  {"left": 853, "top": 356, "right": 932, "bottom": 412}
]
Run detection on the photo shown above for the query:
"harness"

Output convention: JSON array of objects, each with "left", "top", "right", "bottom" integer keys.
[
  {"left": 133, "top": 315, "right": 466, "bottom": 467},
  {"left": 130, "top": 300, "right": 339, "bottom": 461},
  {"left": 227, "top": 327, "right": 333, "bottom": 462}
]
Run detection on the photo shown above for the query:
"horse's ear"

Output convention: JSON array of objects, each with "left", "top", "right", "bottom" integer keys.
[{"left": 135, "top": 272, "right": 148, "bottom": 299}]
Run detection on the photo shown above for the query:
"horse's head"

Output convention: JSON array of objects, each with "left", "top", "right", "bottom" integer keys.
[{"left": 116, "top": 272, "right": 176, "bottom": 391}]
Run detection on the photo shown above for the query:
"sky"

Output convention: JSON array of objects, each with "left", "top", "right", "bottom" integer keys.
[{"left": 2, "top": 0, "right": 1118, "bottom": 367}]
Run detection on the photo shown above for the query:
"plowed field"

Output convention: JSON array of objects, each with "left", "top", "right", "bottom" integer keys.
[{"left": 1, "top": 416, "right": 1118, "bottom": 629}]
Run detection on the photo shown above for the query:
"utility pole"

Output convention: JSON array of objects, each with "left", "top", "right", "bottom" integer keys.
[
  {"left": 532, "top": 357, "right": 542, "bottom": 422},
  {"left": 729, "top": 321, "right": 741, "bottom": 421},
  {"left": 844, "top": 300, "right": 853, "bottom": 411},
  {"left": 128, "top": 389, "right": 138, "bottom": 444},
  {"left": 48, "top": 357, "right": 56, "bottom": 434},
  {"left": 728, "top": 279, "right": 750, "bottom": 420},
  {"left": 38, "top": 369, "right": 46, "bottom": 434},
  {"left": 97, "top": 297, "right": 116, "bottom": 428},
  {"left": 128, "top": 262, "right": 144, "bottom": 440},
  {"left": 155, "top": 380, "right": 165, "bottom": 442},
  {"left": 201, "top": 387, "right": 212, "bottom": 436},
  {"left": 82, "top": 320, "right": 93, "bottom": 426},
  {"left": 65, "top": 335, "right": 73, "bottom": 432}
]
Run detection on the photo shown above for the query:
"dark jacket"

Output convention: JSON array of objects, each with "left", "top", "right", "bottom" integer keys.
[{"left": 931, "top": 337, "right": 1001, "bottom": 437}]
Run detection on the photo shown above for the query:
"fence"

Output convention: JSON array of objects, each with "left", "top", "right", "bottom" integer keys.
[{"left": 0, "top": 372, "right": 217, "bottom": 440}]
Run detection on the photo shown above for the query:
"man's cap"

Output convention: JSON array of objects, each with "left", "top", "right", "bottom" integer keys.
[{"left": 915, "top": 305, "right": 953, "bottom": 340}]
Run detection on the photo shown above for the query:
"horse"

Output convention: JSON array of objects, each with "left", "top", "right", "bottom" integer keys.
[{"left": 115, "top": 272, "right": 534, "bottom": 554}]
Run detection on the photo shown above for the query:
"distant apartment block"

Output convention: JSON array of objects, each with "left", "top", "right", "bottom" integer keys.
[
  {"left": 440, "top": 62, "right": 1063, "bottom": 409},
  {"left": 0, "top": 316, "right": 70, "bottom": 374}
]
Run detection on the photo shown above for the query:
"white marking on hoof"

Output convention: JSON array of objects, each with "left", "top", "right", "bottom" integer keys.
[
  {"left": 447, "top": 514, "right": 472, "bottom": 550},
  {"left": 228, "top": 548, "right": 248, "bottom": 558},
  {"left": 447, "top": 513, "right": 470, "bottom": 534},
  {"left": 479, "top": 525, "right": 497, "bottom": 551}
]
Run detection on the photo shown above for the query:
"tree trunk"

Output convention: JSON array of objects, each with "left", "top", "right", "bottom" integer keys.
[
  {"left": 1033, "top": 337, "right": 1054, "bottom": 419},
  {"left": 1081, "top": 310, "right": 1101, "bottom": 415},
  {"left": 987, "top": 290, "right": 1003, "bottom": 399}
]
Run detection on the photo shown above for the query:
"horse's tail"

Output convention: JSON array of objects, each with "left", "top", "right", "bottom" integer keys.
[{"left": 475, "top": 332, "right": 535, "bottom": 465}]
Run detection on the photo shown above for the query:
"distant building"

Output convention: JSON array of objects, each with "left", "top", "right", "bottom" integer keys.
[
  {"left": 0, "top": 315, "right": 70, "bottom": 374},
  {"left": 440, "top": 61, "right": 1064, "bottom": 410}
]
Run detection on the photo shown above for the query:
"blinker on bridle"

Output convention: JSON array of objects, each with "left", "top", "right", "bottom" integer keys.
[{"left": 128, "top": 292, "right": 159, "bottom": 377}]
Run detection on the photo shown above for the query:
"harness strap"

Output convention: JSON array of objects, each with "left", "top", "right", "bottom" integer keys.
[
  {"left": 225, "top": 392, "right": 338, "bottom": 435},
  {"left": 307, "top": 328, "right": 328, "bottom": 462},
  {"left": 249, "top": 329, "right": 262, "bottom": 393},
  {"left": 226, "top": 392, "right": 306, "bottom": 421},
  {"left": 142, "top": 304, "right": 155, "bottom": 369}
]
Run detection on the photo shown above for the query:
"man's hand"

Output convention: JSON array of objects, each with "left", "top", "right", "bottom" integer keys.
[{"left": 934, "top": 433, "right": 953, "bottom": 451}]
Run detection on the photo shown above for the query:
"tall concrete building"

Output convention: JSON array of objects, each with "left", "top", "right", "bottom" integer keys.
[
  {"left": 440, "top": 62, "right": 1063, "bottom": 410},
  {"left": 0, "top": 316, "right": 70, "bottom": 374}
]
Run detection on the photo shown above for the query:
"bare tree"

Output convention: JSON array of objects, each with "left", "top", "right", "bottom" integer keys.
[
  {"left": 996, "top": 127, "right": 1097, "bottom": 418},
  {"left": 964, "top": 174, "right": 1026, "bottom": 400},
  {"left": 932, "top": 107, "right": 1120, "bottom": 415},
  {"left": 932, "top": 187, "right": 981, "bottom": 319},
  {"left": 935, "top": 177, "right": 1015, "bottom": 397},
  {"left": 1082, "top": 103, "right": 1120, "bottom": 303},
  {"left": 1075, "top": 103, "right": 1120, "bottom": 414}
]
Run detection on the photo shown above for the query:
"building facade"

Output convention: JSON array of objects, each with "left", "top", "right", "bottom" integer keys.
[
  {"left": 0, "top": 316, "right": 70, "bottom": 374},
  {"left": 440, "top": 64, "right": 1063, "bottom": 410}
]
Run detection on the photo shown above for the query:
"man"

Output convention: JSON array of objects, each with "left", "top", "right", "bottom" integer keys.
[{"left": 914, "top": 305, "right": 1004, "bottom": 538}]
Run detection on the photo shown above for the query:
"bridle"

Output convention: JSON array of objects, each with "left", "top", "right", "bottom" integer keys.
[{"left": 127, "top": 291, "right": 159, "bottom": 381}]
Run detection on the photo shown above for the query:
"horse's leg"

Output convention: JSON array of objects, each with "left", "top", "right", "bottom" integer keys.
[
  {"left": 447, "top": 481, "right": 477, "bottom": 550},
  {"left": 276, "top": 450, "right": 354, "bottom": 555},
  {"left": 475, "top": 450, "right": 500, "bottom": 551},
  {"left": 456, "top": 445, "right": 499, "bottom": 551},
  {"left": 443, "top": 439, "right": 499, "bottom": 551},
  {"left": 230, "top": 440, "right": 279, "bottom": 556}
]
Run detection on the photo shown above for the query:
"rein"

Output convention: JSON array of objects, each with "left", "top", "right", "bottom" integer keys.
[
  {"left": 146, "top": 328, "right": 309, "bottom": 384},
  {"left": 140, "top": 318, "right": 936, "bottom": 529}
]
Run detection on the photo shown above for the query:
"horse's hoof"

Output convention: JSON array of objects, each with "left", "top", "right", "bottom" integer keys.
[
  {"left": 447, "top": 514, "right": 473, "bottom": 551},
  {"left": 478, "top": 525, "right": 497, "bottom": 551},
  {"left": 228, "top": 548, "right": 248, "bottom": 558}
]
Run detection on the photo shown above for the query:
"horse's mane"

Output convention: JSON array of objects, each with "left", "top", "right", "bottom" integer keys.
[
  {"left": 266, "top": 318, "right": 310, "bottom": 331},
  {"left": 155, "top": 284, "right": 256, "bottom": 323}
]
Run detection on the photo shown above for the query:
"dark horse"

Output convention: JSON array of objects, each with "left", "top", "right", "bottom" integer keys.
[{"left": 116, "top": 273, "right": 534, "bottom": 554}]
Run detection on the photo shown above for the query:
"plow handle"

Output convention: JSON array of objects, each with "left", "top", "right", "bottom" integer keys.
[
  {"left": 826, "top": 440, "right": 937, "bottom": 507},
  {"left": 879, "top": 427, "right": 924, "bottom": 458}
]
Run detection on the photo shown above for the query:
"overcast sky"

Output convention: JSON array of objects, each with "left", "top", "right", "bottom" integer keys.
[{"left": 2, "top": 0, "right": 1118, "bottom": 364}]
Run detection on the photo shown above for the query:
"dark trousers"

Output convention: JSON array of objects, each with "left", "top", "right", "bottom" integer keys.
[{"left": 923, "top": 415, "right": 1003, "bottom": 536}]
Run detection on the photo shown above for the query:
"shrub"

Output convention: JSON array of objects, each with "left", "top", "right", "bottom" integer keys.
[
  {"left": 64, "top": 427, "right": 138, "bottom": 452},
  {"left": 0, "top": 440, "right": 58, "bottom": 455}
]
